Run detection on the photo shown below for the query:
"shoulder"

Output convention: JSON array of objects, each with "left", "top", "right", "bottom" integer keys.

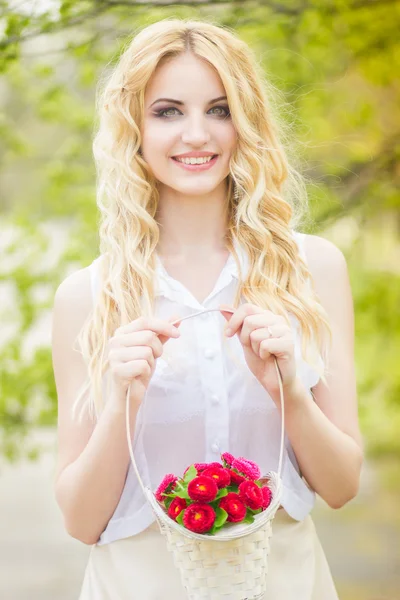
[
  {"left": 300, "top": 234, "right": 349, "bottom": 300},
  {"left": 53, "top": 264, "right": 94, "bottom": 321},
  {"left": 300, "top": 234, "right": 352, "bottom": 327},
  {"left": 302, "top": 233, "right": 347, "bottom": 277}
]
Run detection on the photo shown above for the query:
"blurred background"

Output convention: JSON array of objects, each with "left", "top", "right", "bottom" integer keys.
[{"left": 0, "top": 1, "right": 399, "bottom": 599}]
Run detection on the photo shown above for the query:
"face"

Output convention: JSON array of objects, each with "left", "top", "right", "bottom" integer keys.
[{"left": 141, "top": 52, "right": 237, "bottom": 198}]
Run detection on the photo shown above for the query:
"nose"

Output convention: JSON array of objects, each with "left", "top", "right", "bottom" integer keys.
[{"left": 181, "top": 113, "right": 211, "bottom": 146}]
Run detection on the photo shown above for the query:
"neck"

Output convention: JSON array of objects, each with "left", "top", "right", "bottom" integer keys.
[{"left": 155, "top": 183, "right": 230, "bottom": 258}]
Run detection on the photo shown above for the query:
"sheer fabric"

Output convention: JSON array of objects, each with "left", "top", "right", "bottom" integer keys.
[{"left": 88, "top": 231, "right": 323, "bottom": 546}]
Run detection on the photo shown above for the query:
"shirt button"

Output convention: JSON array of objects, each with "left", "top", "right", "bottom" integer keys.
[
  {"left": 211, "top": 394, "right": 220, "bottom": 405},
  {"left": 200, "top": 311, "right": 210, "bottom": 320},
  {"left": 211, "top": 442, "right": 219, "bottom": 454},
  {"left": 204, "top": 348, "right": 216, "bottom": 359}
]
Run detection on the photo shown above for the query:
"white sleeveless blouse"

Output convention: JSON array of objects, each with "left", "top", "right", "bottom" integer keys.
[{"left": 88, "top": 230, "right": 323, "bottom": 546}]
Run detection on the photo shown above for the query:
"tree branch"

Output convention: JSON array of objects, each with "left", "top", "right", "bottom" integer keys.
[{"left": 2, "top": 0, "right": 399, "bottom": 52}]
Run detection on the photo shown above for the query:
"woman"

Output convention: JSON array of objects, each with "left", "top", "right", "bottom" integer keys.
[{"left": 51, "top": 18, "right": 363, "bottom": 599}]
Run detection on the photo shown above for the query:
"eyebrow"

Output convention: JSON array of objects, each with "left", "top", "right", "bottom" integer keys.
[{"left": 150, "top": 96, "right": 227, "bottom": 108}]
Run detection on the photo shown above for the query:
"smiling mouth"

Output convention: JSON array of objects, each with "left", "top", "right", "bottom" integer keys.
[{"left": 171, "top": 154, "right": 218, "bottom": 162}]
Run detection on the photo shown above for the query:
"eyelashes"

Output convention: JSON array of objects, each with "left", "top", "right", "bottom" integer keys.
[{"left": 154, "top": 106, "right": 231, "bottom": 119}]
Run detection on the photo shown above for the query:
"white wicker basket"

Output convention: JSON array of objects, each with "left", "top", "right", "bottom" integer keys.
[{"left": 125, "top": 308, "right": 286, "bottom": 600}]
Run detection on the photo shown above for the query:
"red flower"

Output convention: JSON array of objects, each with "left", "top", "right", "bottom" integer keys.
[
  {"left": 229, "top": 470, "right": 246, "bottom": 485},
  {"left": 202, "top": 466, "right": 231, "bottom": 489},
  {"left": 219, "top": 492, "right": 247, "bottom": 523},
  {"left": 232, "top": 457, "right": 261, "bottom": 481},
  {"left": 239, "top": 480, "right": 264, "bottom": 510},
  {"left": 183, "top": 462, "right": 222, "bottom": 476},
  {"left": 194, "top": 462, "right": 222, "bottom": 473},
  {"left": 188, "top": 475, "right": 218, "bottom": 503},
  {"left": 168, "top": 497, "right": 187, "bottom": 521},
  {"left": 221, "top": 452, "right": 235, "bottom": 467},
  {"left": 183, "top": 503, "right": 216, "bottom": 533},
  {"left": 155, "top": 474, "right": 178, "bottom": 502},
  {"left": 261, "top": 486, "right": 272, "bottom": 509}
]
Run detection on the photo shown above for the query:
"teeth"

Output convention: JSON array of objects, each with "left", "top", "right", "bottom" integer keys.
[{"left": 175, "top": 156, "right": 214, "bottom": 165}]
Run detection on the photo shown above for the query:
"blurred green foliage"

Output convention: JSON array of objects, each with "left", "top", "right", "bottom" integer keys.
[{"left": 0, "top": 0, "right": 399, "bottom": 461}]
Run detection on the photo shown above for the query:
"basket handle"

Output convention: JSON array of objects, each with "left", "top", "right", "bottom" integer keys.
[{"left": 125, "top": 307, "right": 285, "bottom": 499}]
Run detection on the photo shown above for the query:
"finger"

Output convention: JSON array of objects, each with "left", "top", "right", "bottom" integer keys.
[
  {"left": 116, "top": 330, "right": 163, "bottom": 358},
  {"left": 115, "top": 317, "right": 180, "bottom": 339},
  {"left": 158, "top": 314, "right": 182, "bottom": 344},
  {"left": 112, "top": 331, "right": 164, "bottom": 359},
  {"left": 113, "top": 359, "right": 152, "bottom": 381},
  {"left": 249, "top": 326, "right": 287, "bottom": 358},
  {"left": 167, "top": 314, "right": 182, "bottom": 327},
  {"left": 221, "top": 303, "right": 265, "bottom": 337},
  {"left": 218, "top": 304, "right": 235, "bottom": 324},
  {"left": 239, "top": 313, "right": 273, "bottom": 347},
  {"left": 259, "top": 336, "right": 294, "bottom": 360},
  {"left": 241, "top": 313, "right": 291, "bottom": 343},
  {"left": 219, "top": 310, "right": 235, "bottom": 323},
  {"left": 110, "top": 345, "right": 156, "bottom": 369}
]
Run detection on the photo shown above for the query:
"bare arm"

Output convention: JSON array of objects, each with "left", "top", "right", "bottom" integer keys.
[
  {"left": 52, "top": 267, "right": 140, "bottom": 545},
  {"left": 55, "top": 402, "right": 139, "bottom": 545},
  {"left": 52, "top": 266, "right": 180, "bottom": 545},
  {"left": 277, "top": 235, "right": 363, "bottom": 509}
]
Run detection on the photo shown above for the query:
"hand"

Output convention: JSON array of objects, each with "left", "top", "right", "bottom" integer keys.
[
  {"left": 106, "top": 315, "right": 181, "bottom": 408},
  {"left": 219, "top": 302, "right": 297, "bottom": 404}
]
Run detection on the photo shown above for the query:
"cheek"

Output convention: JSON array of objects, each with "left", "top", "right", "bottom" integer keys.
[
  {"left": 141, "top": 126, "right": 177, "bottom": 180},
  {"left": 141, "top": 122, "right": 173, "bottom": 159},
  {"left": 219, "top": 124, "right": 237, "bottom": 152}
]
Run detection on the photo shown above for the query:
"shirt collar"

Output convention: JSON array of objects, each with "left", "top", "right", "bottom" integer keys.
[{"left": 154, "top": 238, "right": 249, "bottom": 310}]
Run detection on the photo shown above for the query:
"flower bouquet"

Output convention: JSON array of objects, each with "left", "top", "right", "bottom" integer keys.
[
  {"left": 125, "top": 308, "right": 286, "bottom": 598},
  {"left": 146, "top": 450, "right": 282, "bottom": 599},
  {"left": 155, "top": 453, "right": 273, "bottom": 536}
]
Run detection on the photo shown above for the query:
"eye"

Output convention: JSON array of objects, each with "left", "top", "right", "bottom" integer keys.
[
  {"left": 155, "top": 105, "right": 230, "bottom": 118},
  {"left": 210, "top": 105, "right": 230, "bottom": 117},
  {"left": 156, "top": 107, "right": 180, "bottom": 117}
]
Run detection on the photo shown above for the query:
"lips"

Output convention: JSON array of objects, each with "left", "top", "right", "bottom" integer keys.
[
  {"left": 171, "top": 154, "right": 219, "bottom": 171},
  {"left": 172, "top": 154, "right": 218, "bottom": 161}
]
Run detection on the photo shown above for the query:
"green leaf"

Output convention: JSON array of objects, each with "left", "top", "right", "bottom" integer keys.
[
  {"left": 215, "top": 487, "right": 228, "bottom": 500},
  {"left": 175, "top": 489, "right": 190, "bottom": 500},
  {"left": 227, "top": 485, "right": 239, "bottom": 493},
  {"left": 248, "top": 507, "right": 262, "bottom": 515},
  {"left": 183, "top": 464, "right": 197, "bottom": 484},
  {"left": 243, "top": 510, "right": 255, "bottom": 524},
  {"left": 176, "top": 510, "right": 184, "bottom": 526},
  {"left": 173, "top": 481, "right": 190, "bottom": 500},
  {"left": 214, "top": 506, "right": 228, "bottom": 528},
  {"left": 164, "top": 497, "right": 174, "bottom": 510}
]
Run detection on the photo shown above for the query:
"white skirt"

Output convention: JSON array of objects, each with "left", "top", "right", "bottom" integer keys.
[{"left": 79, "top": 509, "right": 339, "bottom": 599}]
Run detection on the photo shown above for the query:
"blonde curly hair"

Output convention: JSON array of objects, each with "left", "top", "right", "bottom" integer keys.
[{"left": 73, "top": 17, "right": 332, "bottom": 423}]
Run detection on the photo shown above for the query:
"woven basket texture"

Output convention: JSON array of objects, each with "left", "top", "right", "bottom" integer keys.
[
  {"left": 145, "top": 472, "right": 282, "bottom": 600},
  {"left": 126, "top": 308, "right": 286, "bottom": 600},
  {"left": 160, "top": 520, "right": 272, "bottom": 599}
]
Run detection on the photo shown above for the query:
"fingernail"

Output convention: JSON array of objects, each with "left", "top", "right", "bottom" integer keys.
[{"left": 224, "top": 327, "right": 232, "bottom": 337}]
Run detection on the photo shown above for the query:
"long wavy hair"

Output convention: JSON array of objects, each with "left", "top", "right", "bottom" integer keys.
[{"left": 73, "top": 18, "right": 332, "bottom": 423}]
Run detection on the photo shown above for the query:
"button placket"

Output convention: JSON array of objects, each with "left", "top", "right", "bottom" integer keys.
[
  {"left": 211, "top": 394, "right": 220, "bottom": 406},
  {"left": 211, "top": 441, "right": 220, "bottom": 454},
  {"left": 194, "top": 314, "right": 229, "bottom": 461},
  {"left": 204, "top": 347, "right": 217, "bottom": 359}
]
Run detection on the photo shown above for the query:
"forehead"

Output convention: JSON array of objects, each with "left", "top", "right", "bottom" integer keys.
[{"left": 144, "top": 53, "right": 226, "bottom": 103}]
